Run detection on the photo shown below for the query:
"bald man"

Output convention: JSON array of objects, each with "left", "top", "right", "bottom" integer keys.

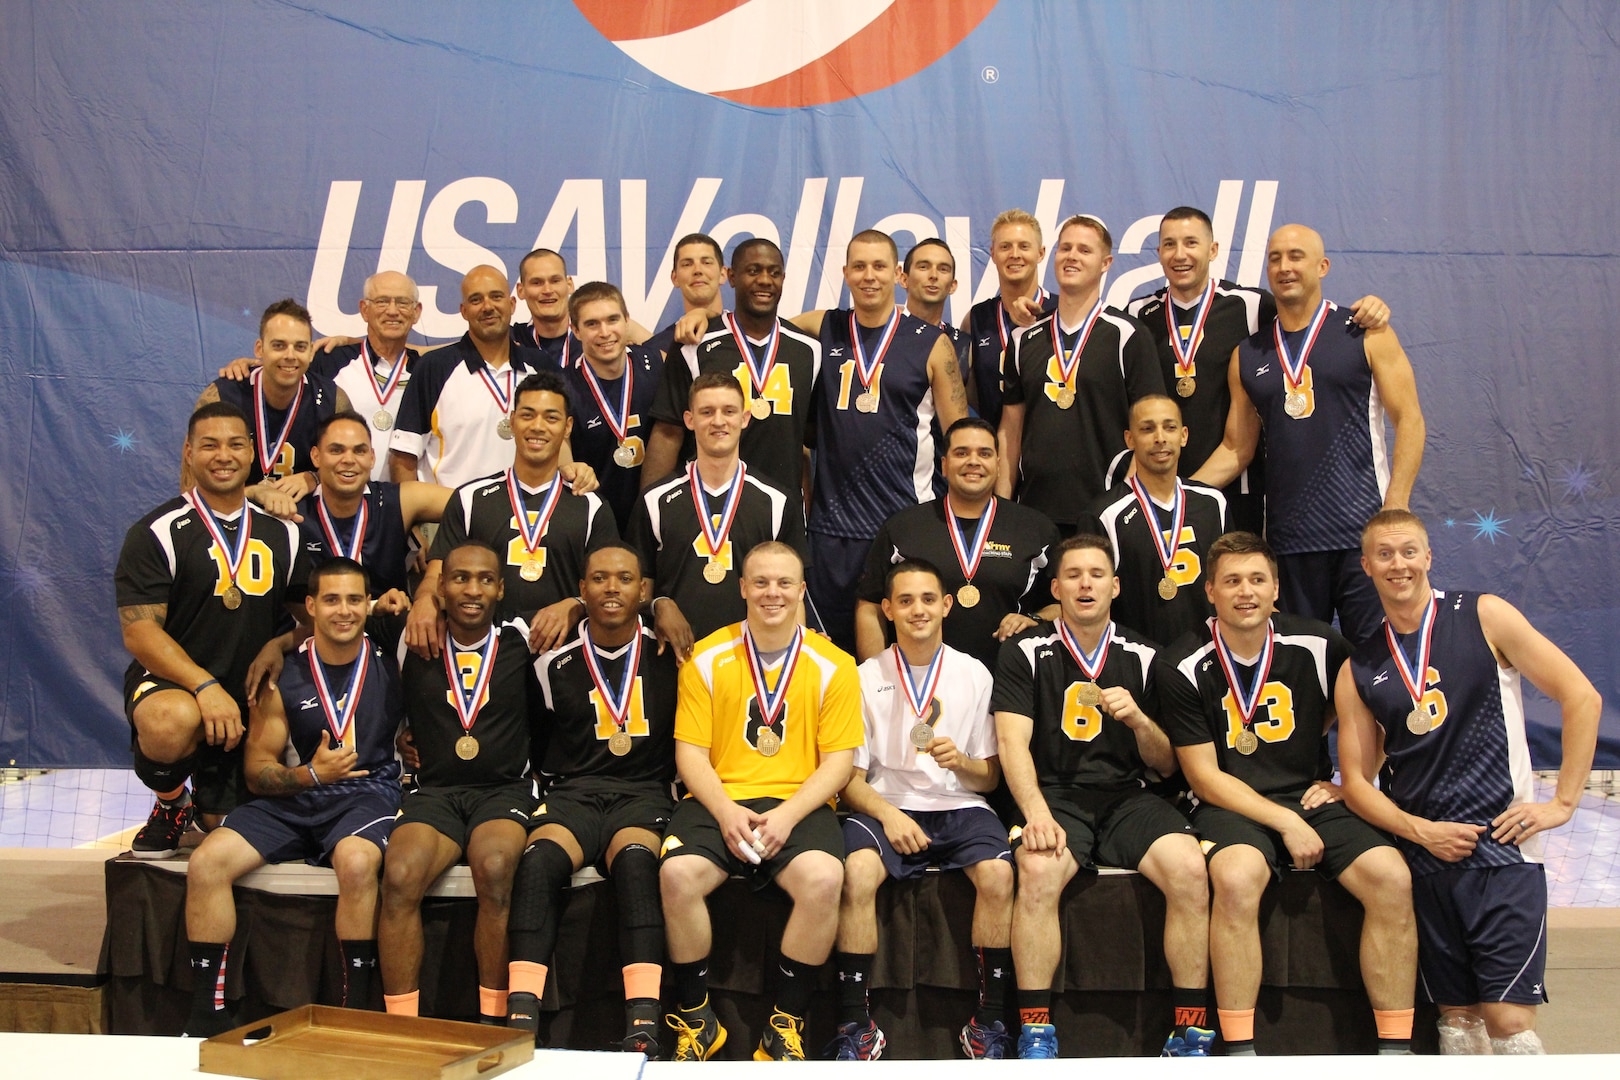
[{"left": 1193, "top": 225, "right": 1424, "bottom": 646}]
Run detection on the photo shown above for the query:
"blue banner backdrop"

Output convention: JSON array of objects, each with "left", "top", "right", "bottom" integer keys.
[{"left": 0, "top": 1, "right": 1615, "bottom": 766}]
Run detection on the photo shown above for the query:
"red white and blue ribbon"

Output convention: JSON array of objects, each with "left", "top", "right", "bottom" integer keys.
[
  {"left": 477, "top": 363, "right": 513, "bottom": 416},
  {"left": 689, "top": 460, "right": 745, "bottom": 559},
  {"left": 250, "top": 368, "right": 305, "bottom": 476},
  {"left": 315, "top": 486, "right": 368, "bottom": 563},
  {"left": 893, "top": 643, "right": 945, "bottom": 719},
  {"left": 579, "top": 354, "right": 634, "bottom": 444},
  {"left": 1385, "top": 593, "right": 1439, "bottom": 710},
  {"left": 1057, "top": 618, "right": 1114, "bottom": 683},
  {"left": 580, "top": 619, "right": 643, "bottom": 735},
  {"left": 1166, "top": 278, "right": 1216, "bottom": 376},
  {"left": 996, "top": 287, "right": 1048, "bottom": 352},
  {"left": 307, "top": 637, "right": 370, "bottom": 748},
  {"left": 507, "top": 469, "right": 564, "bottom": 558},
  {"left": 1050, "top": 298, "right": 1104, "bottom": 388},
  {"left": 945, "top": 495, "right": 997, "bottom": 582},
  {"left": 743, "top": 624, "right": 804, "bottom": 730},
  {"left": 725, "top": 311, "right": 780, "bottom": 402},
  {"left": 1127, "top": 475, "right": 1185, "bottom": 579},
  {"left": 848, "top": 308, "right": 899, "bottom": 396},
  {"left": 187, "top": 488, "right": 251, "bottom": 591},
  {"left": 1273, "top": 299, "right": 1331, "bottom": 393},
  {"left": 443, "top": 627, "right": 499, "bottom": 736},
  {"left": 358, "top": 338, "right": 407, "bottom": 410},
  {"left": 1212, "top": 621, "right": 1276, "bottom": 728}
]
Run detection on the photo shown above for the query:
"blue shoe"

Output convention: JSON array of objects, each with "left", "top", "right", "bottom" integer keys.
[
  {"left": 1162, "top": 1026, "right": 1217, "bottom": 1057},
  {"left": 823, "top": 1018, "right": 885, "bottom": 1060},
  {"left": 960, "top": 1016, "right": 1014, "bottom": 1059},
  {"left": 1017, "top": 1022, "right": 1059, "bottom": 1059}
]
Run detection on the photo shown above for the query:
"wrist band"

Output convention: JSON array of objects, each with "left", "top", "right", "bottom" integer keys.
[
  {"left": 307, "top": 764, "right": 321, "bottom": 787},
  {"left": 192, "top": 678, "right": 220, "bottom": 696}
]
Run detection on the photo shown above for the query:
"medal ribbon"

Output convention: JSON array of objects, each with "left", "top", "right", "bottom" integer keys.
[
  {"left": 725, "top": 312, "right": 780, "bottom": 400},
  {"left": 996, "top": 287, "right": 1048, "bottom": 352},
  {"left": 945, "top": 495, "right": 997, "bottom": 582},
  {"left": 1056, "top": 619, "right": 1114, "bottom": 683},
  {"left": 358, "top": 338, "right": 407, "bottom": 409},
  {"left": 1273, "top": 299, "right": 1331, "bottom": 392},
  {"left": 1166, "top": 278, "right": 1216, "bottom": 376},
  {"left": 847, "top": 308, "right": 899, "bottom": 394},
  {"left": 187, "top": 488, "right": 251, "bottom": 591},
  {"left": 892, "top": 643, "right": 945, "bottom": 720},
  {"left": 579, "top": 355, "right": 634, "bottom": 443},
  {"left": 688, "top": 461, "right": 746, "bottom": 559},
  {"left": 250, "top": 368, "right": 306, "bottom": 476},
  {"left": 1050, "top": 298, "right": 1104, "bottom": 390},
  {"left": 307, "top": 637, "right": 370, "bottom": 747},
  {"left": 506, "top": 469, "right": 564, "bottom": 557},
  {"left": 580, "top": 620, "right": 643, "bottom": 735},
  {"left": 442, "top": 627, "right": 499, "bottom": 736},
  {"left": 743, "top": 624, "right": 804, "bottom": 730},
  {"left": 532, "top": 325, "right": 576, "bottom": 367},
  {"left": 1384, "top": 594, "right": 1438, "bottom": 710},
  {"left": 1126, "top": 476, "right": 1185, "bottom": 577},
  {"left": 314, "top": 486, "right": 369, "bottom": 563},
  {"left": 477, "top": 363, "right": 513, "bottom": 417},
  {"left": 1212, "top": 621, "right": 1276, "bottom": 728}
]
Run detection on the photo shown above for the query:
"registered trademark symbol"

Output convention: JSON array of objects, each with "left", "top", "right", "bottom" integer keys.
[{"left": 981, "top": 66, "right": 999, "bottom": 84}]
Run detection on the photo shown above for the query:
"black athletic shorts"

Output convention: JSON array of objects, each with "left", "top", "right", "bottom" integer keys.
[
  {"left": 530, "top": 776, "right": 675, "bottom": 867},
  {"left": 220, "top": 776, "right": 400, "bottom": 864},
  {"left": 124, "top": 668, "right": 246, "bottom": 815},
  {"left": 1016, "top": 786, "right": 1194, "bottom": 870},
  {"left": 1193, "top": 792, "right": 1392, "bottom": 881},
  {"left": 660, "top": 796, "right": 844, "bottom": 889},
  {"left": 843, "top": 806, "right": 1011, "bottom": 880},
  {"left": 396, "top": 780, "right": 536, "bottom": 849}
]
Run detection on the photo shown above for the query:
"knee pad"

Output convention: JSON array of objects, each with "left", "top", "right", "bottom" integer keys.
[
  {"left": 1437, "top": 1014, "right": 1490, "bottom": 1055},
  {"left": 509, "top": 839, "right": 575, "bottom": 935},
  {"left": 133, "top": 745, "right": 197, "bottom": 793},
  {"left": 1490, "top": 1030, "right": 1545, "bottom": 1055},
  {"left": 612, "top": 844, "right": 664, "bottom": 965}
]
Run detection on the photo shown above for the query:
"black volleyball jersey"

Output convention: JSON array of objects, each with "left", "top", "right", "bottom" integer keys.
[
  {"left": 533, "top": 620, "right": 678, "bottom": 784},
  {"left": 401, "top": 620, "right": 537, "bottom": 787},
  {"left": 652, "top": 315, "right": 823, "bottom": 495},
  {"left": 629, "top": 463, "right": 807, "bottom": 642},
  {"left": 813, "top": 309, "right": 946, "bottom": 539},
  {"left": 278, "top": 634, "right": 404, "bottom": 783},
  {"left": 116, "top": 495, "right": 308, "bottom": 706},
  {"left": 430, "top": 470, "right": 617, "bottom": 624},
  {"left": 1090, "top": 479, "right": 1228, "bottom": 649},
  {"left": 858, "top": 497, "right": 1060, "bottom": 671},
  {"left": 1003, "top": 308, "right": 1165, "bottom": 527},
  {"left": 1349, "top": 591, "right": 1539, "bottom": 876},
  {"left": 967, "top": 292, "right": 1057, "bottom": 429},
  {"left": 1159, "top": 614, "right": 1349, "bottom": 798},
  {"left": 212, "top": 371, "right": 341, "bottom": 486},
  {"left": 563, "top": 345, "right": 664, "bottom": 532},
  {"left": 296, "top": 483, "right": 410, "bottom": 596},
  {"left": 992, "top": 620, "right": 1162, "bottom": 791}
]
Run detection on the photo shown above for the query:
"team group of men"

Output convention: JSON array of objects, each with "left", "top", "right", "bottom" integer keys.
[{"left": 114, "top": 206, "right": 1600, "bottom": 1059}]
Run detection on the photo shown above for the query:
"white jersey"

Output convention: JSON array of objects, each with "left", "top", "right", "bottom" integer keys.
[{"left": 855, "top": 643, "right": 996, "bottom": 812}]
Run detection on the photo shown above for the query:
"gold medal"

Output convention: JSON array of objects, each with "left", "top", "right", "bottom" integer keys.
[
  {"left": 519, "top": 558, "right": 544, "bottom": 582},
  {"left": 1406, "top": 708, "right": 1432, "bottom": 736},
  {"left": 608, "top": 731, "right": 633, "bottom": 757},
  {"left": 702, "top": 559, "right": 728, "bottom": 584},
  {"left": 909, "top": 723, "right": 935, "bottom": 750},
  {"left": 756, "top": 728, "right": 782, "bottom": 757},
  {"left": 1284, "top": 391, "right": 1309, "bottom": 419},
  {"left": 1075, "top": 681, "right": 1102, "bottom": 707},
  {"left": 1158, "top": 576, "right": 1178, "bottom": 601},
  {"left": 750, "top": 397, "right": 772, "bottom": 421},
  {"left": 372, "top": 409, "right": 393, "bottom": 431},
  {"left": 855, "top": 391, "right": 879, "bottom": 413},
  {"left": 222, "top": 584, "right": 243, "bottom": 610},
  {"left": 455, "top": 735, "right": 480, "bottom": 760},
  {"left": 496, "top": 417, "right": 513, "bottom": 439},
  {"left": 1055, "top": 386, "right": 1076, "bottom": 410},
  {"left": 1176, "top": 375, "right": 1196, "bottom": 398},
  {"left": 1235, "top": 729, "right": 1259, "bottom": 756},
  {"left": 956, "top": 583, "right": 981, "bottom": 608}
]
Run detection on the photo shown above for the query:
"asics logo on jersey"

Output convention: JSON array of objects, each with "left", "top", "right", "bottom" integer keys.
[
  {"left": 555, "top": 653, "right": 573, "bottom": 668},
  {"left": 479, "top": 483, "right": 502, "bottom": 496},
  {"left": 705, "top": 341, "right": 721, "bottom": 353},
  {"left": 1254, "top": 364, "right": 1271, "bottom": 376},
  {"left": 1201, "top": 659, "right": 1215, "bottom": 672},
  {"left": 665, "top": 490, "right": 683, "bottom": 505},
  {"left": 1037, "top": 648, "right": 1054, "bottom": 659},
  {"left": 176, "top": 518, "right": 190, "bottom": 529},
  {"left": 1373, "top": 672, "right": 1390, "bottom": 685},
  {"left": 1122, "top": 507, "right": 1139, "bottom": 525}
]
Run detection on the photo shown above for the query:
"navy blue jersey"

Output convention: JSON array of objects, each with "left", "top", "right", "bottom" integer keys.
[
  {"left": 213, "top": 372, "right": 341, "bottom": 486},
  {"left": 511, "top": 322, "right": 581, "bottom": 370},
  {"left": 1090, "top": 480, "right": 1228, "bottom": 649},
  {"left": 295, "top": 483, "right": 410, "bottom": 596},
  {"left": 391, "top": 336, "right": 544, "bottom": 489},
  {"left": 642, "top": 321, "right": 680, "bottom": 365},
  {"left": 400, "top": 620, "right": 537, "bottom": 787},
  {"left": 967, "top": 292, "right": 1056, "bottom": 428},
  {"left": 563, "top": 345, "right": 663, "bottom": 532},
  {"left": 1349, "top": 591, "right": 1539, "bottom": 876},
  {"left": 991, "top": 621, "right": 1162, "bottom": 791},
  {"left": 534, "top": 620, "right": 678, "bottom": 783},
  {"left": 1237, "top": 303, "right": 1386, "bottom": 554},
  {"left": 1002, "top": 308, "right": 1165, "bottom": 528},
  {"left": 812, "top": 309, "right": 945, "bottom": 539},
  {"left": 278, "top": 634, "right": 404, "bottom": 783}
]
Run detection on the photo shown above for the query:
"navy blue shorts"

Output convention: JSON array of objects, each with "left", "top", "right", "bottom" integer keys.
[
  {"left": 842, "top": 806, "right": 1011, "bottom": 880},
  {"left": 1414, "top": 862, "right": 1549, "bottom": 1007},
  {"left": 807, "top": 531, "right": 869, "bottom": 654},
  {"left": 219, "top": 776, "right": 401, "bottom": 865},
  {"left": 1276, "top": 548, "right": 1385, "bottom": 648},
  {"left": 1019, "top": 787, "right": 1194, "bottom": 870}
]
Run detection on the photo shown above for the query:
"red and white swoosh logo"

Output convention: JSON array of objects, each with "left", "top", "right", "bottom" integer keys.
[{"left": 574, "top": 0, "right": 998, "bottom": 108}]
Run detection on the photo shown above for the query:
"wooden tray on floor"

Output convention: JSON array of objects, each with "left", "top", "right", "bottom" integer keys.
[{"left": 199, "top": 1004, "right": 533, "bottom": 1080}]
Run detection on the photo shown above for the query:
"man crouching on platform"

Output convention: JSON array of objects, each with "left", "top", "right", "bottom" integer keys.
[
  {"left": 659, "top": 542, "right": 864, "bottom": 1061},
  {"left": 182, "top": 557, "right": 404, "bottom": 1035},
  {"left": 379, "top": 540, "right": 541, "bottom": 1023}
]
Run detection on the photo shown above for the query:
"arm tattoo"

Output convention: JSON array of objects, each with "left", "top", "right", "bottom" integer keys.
[
  {"left": 119, "top": 604, "right": 167, "bottom": 629},
  {"left": 255, "top": 764, "right": 307, "bottom": 796}
]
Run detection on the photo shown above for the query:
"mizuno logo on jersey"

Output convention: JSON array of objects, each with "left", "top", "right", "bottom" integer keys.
[
  {"left": 1373, "top": 672, "right": 1389, "bottom": 684},
  {"left": 828, "top": 348, "right": 845, "bottom": 357},
  {"left": 1254, "top": 364, "right": 1271, "bottom": 376},
  {"left": 978, "top": 336, "right": 992, "bottom": 347},
  {"left": 299, "top": 697, "right": 320, "bottom": 709},
  {"left": 306, "top": 542, "right": 322, "bottom": 551},
  {"left": 587, "top": 417, "right": 603, "bottom": 429}
]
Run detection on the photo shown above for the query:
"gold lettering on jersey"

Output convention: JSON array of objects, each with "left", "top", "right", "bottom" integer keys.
[
  {"left": 1283, "top": 365, "right": 1317, "bottom": 420},
  {"left": 1060, "top": 683, "right": 1105, "bottom": 742},
  {"left": 590, "top": 679, "right": 650, "bottom": 741},
  {"left": 733, "top": 361, "right": 794, "bottom": 418},
  {"left": 1042, "top": 355, "right": 1075, "bottom": 408},
  {"left": 445, "top": 651, "right": 492, "bottom": 711},
  {"left": 1412, "top": 666, "right": 1449, "bottom": 734},
  {"left": 1221, "top": 682, "right": 1296, "bottom": 748},
  {"left": 266, "top": 441, "right": 297, "bottom": 482},
  {"left": 207, "top": 538, "right": 276, "bottom": 599},
  {"left": 1163, "top": 525, "right": 1202, "bottom": 587},
  {"left": 835, "top": 360, "right": 884, "bottom": 411},
  {"left": 690, "top": 534, "right": 734, "bottom": 572}
]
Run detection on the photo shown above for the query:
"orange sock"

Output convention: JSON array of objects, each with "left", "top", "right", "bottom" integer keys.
[
  {"left": 479, "top": 986, "right": 508, "bottom": 1017},
  {"left": 509, "top": 961, "right": 548, "bottom": 998},
  {"left": 1374, "top": 1008, "right": 1415, "bottom": 1040},
  {"left": 383, "top": 990, "right": 419, "bottom": 1017},
  {"left": 1217, "top": 1008, "right": 1255, "bottom": 1043},
  {"left": 623, "top": 963, "right": 662, "bottom": 1002}
]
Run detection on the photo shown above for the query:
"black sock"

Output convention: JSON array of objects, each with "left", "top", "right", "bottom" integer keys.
[
  {"left": 1377, "top": 1037, "right": 1411, "bottom": 1054},
  {"left": 340, "top": 939, "right": 378, "bottom": 1009},
  {"left": 774, "top": 954, "right": 819, "bottom": 1020},
  {"left": 162, "top": 788, "right": 193, "bottom": 809},
  {"left": 1172, "top": 986, "right": 1208, "bottom": 1034},
  {"left": 975, "top": 946, "right": 1013, "bottom": 1022},
  {"left": 627, "top": 998, "right": 660, "bottom": 1031},
  {"left": 1017, "top": 988, "right": 1051, "bottom": 1027},
  {"left": 835, "top": 951, "right": 873, "bottom": 1022},
  {"left": 672, "top": 959, "right": 709, "bottom": 1012},
  {"left": 187, "top": 941, "right": 229, "bottom": 1032}
]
